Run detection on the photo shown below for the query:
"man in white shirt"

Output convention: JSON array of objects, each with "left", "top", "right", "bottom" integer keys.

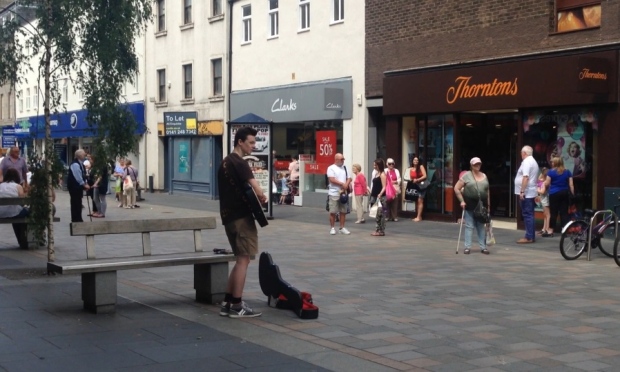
[
  {"left": 326, "top": 153, "right": 352, "bottom": 235},
  {"left": 514, "top": 145, "right": 539, "bottom": 244}
]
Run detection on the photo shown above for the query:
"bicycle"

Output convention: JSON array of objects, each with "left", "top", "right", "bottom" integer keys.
[{"left": 559, "top": 205, "right": 620, "bottom": 260}]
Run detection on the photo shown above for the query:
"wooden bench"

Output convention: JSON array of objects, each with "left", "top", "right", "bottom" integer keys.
[
  {"left": 47, "top": 217, "right": 237, "bottom": 314},
  {"left": 0, "top": 197, "right": 60, "bottom": 249}
]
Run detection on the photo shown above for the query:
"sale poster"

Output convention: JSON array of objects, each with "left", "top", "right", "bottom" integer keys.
[{"left": 316, "top": 130, "right": 337, "bottom": 165}]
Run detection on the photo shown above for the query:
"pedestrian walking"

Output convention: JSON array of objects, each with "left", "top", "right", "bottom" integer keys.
[
  {"left": 454, "top": 157, "right": 490, "bottom": 254},
  {"left": 352, "top": 163, "right": 368, "bottom": 224},
  {"left": 369, "top": 158, "right": 387, "bottom": 236}
]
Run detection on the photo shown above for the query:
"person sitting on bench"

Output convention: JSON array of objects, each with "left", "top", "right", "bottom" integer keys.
[{"left": 0, "top": 168, "right": 29, "bottom": 244}]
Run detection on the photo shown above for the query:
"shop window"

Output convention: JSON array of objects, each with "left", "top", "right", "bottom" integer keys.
[
  {"left": 183, "top": 0, "right": 192, "bottom": 24},
  {"left": 268, "top": 0, "right": 279, "bottom": 38},
  {"left": 555, "top": 0, "right": 601, "bottom": 33},
  {"left": 418, "top": 115, "right": 454, "bottom": 215},
  {"left": 242, "top": 5, "right": 252, "bottom": 43},
  {"left": 332, "top": 0, "right": 344, "bottom": 23},
  {"left": 157, "top": 0, "right": 166, "bottom": 32},
  {"left": 172, "top": 137, "right": 214, "bottom": 184},
  {"left": 299, "top": 0, "right": 310, "bottom": 31},
  {"left": 33, "top": 86, "right": 38, "bottom": 108},
  {"left": 212, "top": 58, "right": 222, "bottom": 96}
]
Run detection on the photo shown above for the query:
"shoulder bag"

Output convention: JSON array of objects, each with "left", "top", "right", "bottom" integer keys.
[
  {"left": 473, "top": 172, "right": 490, "bottom": 224},
  {"left": 339, "top": 166, "right": 350, "bottom": 204}
]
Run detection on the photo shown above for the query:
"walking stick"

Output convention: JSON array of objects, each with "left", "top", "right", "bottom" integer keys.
[
  {"left": 456, "top": 208, "right": 465, "bottom": 254},
  {"left": 86, "top": 193, "right": 92, "bottom": 222}
]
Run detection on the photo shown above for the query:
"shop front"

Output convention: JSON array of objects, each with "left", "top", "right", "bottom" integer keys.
[
  {"left": 230, "top": 78, "right": 353, "bottom": 209},
  {"left": 21, "top": 102, "right": 145, "bottom": 167},
  {"left": 383, "top": 50, "right": 619, "bottom": 223},
  {"left": 162, "top": 111, "right": 224, "bottom": 198}
]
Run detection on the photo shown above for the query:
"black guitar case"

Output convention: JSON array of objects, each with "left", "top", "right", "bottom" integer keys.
[{"left": 258, "top": 252, "right": 319, "bottom": 319}]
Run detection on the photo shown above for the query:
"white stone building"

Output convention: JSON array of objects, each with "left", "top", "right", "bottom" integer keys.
[
  {"left": 230, "top": 0, "right": 366, "bottom": 208},
  {"left": 144, "top": 0, "right": 227, "bottom": 196}
]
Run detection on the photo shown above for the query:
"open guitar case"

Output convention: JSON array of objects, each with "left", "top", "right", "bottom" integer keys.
[{"left": 258, "top": 252, "right": 319, "bottom": 319}]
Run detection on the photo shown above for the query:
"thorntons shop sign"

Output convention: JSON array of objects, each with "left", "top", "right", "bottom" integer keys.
[
  {"left": 231, "top": 79, "right": 352, "bottom": 122},
  {"left": 384, "top": 50, "right": 618, "bottom": 114}
]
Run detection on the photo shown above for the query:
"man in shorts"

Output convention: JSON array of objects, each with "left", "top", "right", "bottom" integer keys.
[
  {"left": 327, "top": 153, "right": 352, "bottom": 235},
  {"left": 218, "top": 126, "right": 267, "bottom": 318}
]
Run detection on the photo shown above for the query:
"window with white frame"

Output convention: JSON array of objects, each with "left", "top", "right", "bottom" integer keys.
[
  {"left": 183, "top": 64, "right": 192, "bottom": 99},
  {"left": 157, "top": 0, "right": 166, "bottom": 31},
  {"left": 79, "top": 88, "right": 85, "bottom": 101},
  {"left": 212, "top": 0, "right": 222, "bottom": 16},
  {"left": 33, "top": 86, "right": 38, "bottom": 108},
  {"left": 332, "top": 0, "right": 344, "bottom": 23},
  {"left": 62, "top": 79, "right": 68, "bottom": 104},
  {"left": 184, "top": 0, "right": 192, "bottom": 24},
  {"left": 242, "top": 5, "right": 252, "bottom": 43},
  {"left": 133, "top": 71, "right": 139, "bottom": 93},
  {"left": 268, "top": 0, "right": 279, "bottom": 38},
  {"left": 18, "top": 90, "right": 23, "bottom": 113},
  {"left": 157, "top": 69, "right": 166, "bottom": 102},
  {"left": 299, "top": 0, "right": 310, "bottom": 30},
  {"left": 212, "top": 58, "right": 222, "bottom": 96},
  {"left": 25, "top": 88, "right": 30, "bottom": 110}
]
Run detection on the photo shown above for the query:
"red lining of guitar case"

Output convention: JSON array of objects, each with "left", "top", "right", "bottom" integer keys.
[{"left": 258, "top": 252, "right": 319, "bottom": 319}]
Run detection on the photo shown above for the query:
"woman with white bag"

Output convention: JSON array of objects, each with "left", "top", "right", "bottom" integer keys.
[{"left": 369, "top": 158, "right": 388, "bottom": 236}]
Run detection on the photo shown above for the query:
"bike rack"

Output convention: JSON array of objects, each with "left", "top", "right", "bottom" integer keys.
[{"left": 586, "top": 209, "right": 619, "bottom": 261}]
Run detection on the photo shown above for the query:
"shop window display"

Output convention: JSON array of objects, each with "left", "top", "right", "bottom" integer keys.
[{"left": 523, "top": 110, "right": 595, "bottom": 213}]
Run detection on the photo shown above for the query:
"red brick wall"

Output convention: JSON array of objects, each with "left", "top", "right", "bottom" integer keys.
[{"left": 366, "top": 0, "right": 620, "bottom": 97}]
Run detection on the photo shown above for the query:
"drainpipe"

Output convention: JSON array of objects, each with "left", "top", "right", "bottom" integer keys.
[{"left": 226, "top": 0, "right": 235, "bottom": 154}]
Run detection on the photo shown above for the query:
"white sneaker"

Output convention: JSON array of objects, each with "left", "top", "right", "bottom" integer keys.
[
  {"left": 330, "top": 227, "right": 336, "bottom": 235},
  {"left": 339, "top": 227, "right": 351, "bottom": 235}
]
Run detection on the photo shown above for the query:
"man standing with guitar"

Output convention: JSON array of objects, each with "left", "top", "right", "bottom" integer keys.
[{"left": 218, "top": 127, "right": 267, "bottom": 318}]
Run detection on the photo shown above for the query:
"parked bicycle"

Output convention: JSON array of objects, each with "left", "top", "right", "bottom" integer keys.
[{"left": 559, "top": 205, "right": 620, "bottom": 260}]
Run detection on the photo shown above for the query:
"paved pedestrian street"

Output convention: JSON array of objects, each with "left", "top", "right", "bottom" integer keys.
[{"left": 1, "top": 191, "right": 620, "bottom": 371}]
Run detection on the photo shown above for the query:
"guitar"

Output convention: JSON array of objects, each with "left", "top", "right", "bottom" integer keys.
[{"left": 244, "top": 183, "right": 269, "bottom": 227}]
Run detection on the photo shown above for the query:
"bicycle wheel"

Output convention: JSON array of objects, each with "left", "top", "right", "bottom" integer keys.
[{"left": 559, "top": 220, "right": 589, "bottom": 260}]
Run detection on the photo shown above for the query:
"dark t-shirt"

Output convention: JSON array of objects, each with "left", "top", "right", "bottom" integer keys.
[{"left": 218, "top": 152, "right": 254, "bottom": 225}]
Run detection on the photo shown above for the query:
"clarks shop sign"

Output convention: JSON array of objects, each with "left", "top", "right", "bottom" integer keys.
[
  {"left": 231, "top": 79, "right": 352, "bottom": 122},
  {"left": 384, "top": 50, "right": 618, "bottom": 115}
]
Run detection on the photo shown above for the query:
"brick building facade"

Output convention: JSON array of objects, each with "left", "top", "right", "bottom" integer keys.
[{"left": 366, "top": 1, "right": 620, "bottom": 224}]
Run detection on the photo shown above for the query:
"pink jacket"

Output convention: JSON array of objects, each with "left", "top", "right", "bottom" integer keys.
[{"left": 353, "top": 173, "right": 367, "bottom": 196}]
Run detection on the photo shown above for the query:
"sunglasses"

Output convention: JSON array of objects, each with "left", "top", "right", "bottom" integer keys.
[{"left": 387, "top": 163, "right": 394, "bottom": 165}]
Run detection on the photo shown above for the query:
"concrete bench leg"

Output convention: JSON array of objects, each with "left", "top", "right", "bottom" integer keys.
[
  {"left": 81, "top": 271, "right": 117, "bottom": 314},
  {"left": 194, "top": 262, "right": 229, "bottom": 304}
]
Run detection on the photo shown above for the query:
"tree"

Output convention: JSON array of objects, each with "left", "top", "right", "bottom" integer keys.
[{"left": 0, "top": 0, "right": 152, "bottom": 262}]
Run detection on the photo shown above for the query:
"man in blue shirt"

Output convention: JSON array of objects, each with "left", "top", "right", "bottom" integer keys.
[{"left": 67, "top": 149, "right": 90, "bottom": 222}]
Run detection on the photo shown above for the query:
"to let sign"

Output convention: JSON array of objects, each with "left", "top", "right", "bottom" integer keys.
[
  {"left": 164, "top": 111, "right": 197, "bottom": 136},
  {"left": 316, "top": 130, "right": 336, "bottom": 165}
]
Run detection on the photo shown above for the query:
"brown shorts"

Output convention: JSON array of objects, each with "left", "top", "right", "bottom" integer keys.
[
  {"left": 224, "top": 215, "right": 259, "bottom": 256},
  {"left": 328, "top": 196, "right": 347, "bottom": 214}
]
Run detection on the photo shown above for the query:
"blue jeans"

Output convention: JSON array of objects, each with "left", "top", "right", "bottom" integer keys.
[
  {"left": 464, "top": 209, "right": 486, "bottom": 250},
  {"left": 520, "top": 197, "right": 536, "bottom": 241}
]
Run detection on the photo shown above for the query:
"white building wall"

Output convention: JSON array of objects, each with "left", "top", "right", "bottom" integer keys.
[
  {"left": 231, "top": 0, "right": 366, "bottom": 175},
  {"left": 144, "top": 1, "right": 227, "bottom": 190}
]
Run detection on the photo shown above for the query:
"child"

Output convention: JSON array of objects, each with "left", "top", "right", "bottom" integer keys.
[
  {"left": 537, "top": 167, "right": 551, "bottom": 236},
  {"left": 279, "top": 174, "right": 290, "bottom": 205}
]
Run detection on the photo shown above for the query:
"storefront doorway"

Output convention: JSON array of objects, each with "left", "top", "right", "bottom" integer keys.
[{"left": 459, "top": 113, "right": 518, "bottom": 218}]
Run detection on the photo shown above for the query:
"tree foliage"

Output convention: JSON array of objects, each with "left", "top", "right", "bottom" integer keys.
[{"left": 0, "top": 0, "right": 152, "bottom": 261}]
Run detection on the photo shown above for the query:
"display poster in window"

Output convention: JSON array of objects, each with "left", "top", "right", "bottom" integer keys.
[
  {"left": 242, "top": 155, "right": 270, "bottom": 211},
  {"left": 178, "top": 142, "right": 189, "bottom": 174},
  {"left": 524, "top": 110, "right": 594, "bottom": 212},
  {"left": 230, "top": 124, "right": 270, "bottom": 155},
  {"left": 316, "top": 130, "right": 336, "bottom": 165}
]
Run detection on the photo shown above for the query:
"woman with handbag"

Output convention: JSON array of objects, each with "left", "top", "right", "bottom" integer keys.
[
  {"left": 385, "top": 158, "right": 401, "bottom": 221},
  {"left": 454, "top": 157, "right": 491, "bottom": 255},
  {"left": 404, "top": 156, "right": 427, "bottom": 222},
  {"left": 369, "top": 158, "right": 388, "bottom": 236}
]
